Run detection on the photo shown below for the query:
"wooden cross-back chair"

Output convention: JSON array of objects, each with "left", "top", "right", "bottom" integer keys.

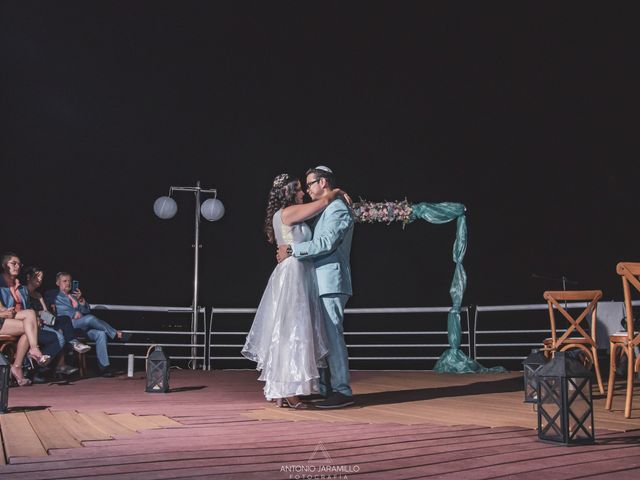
[
  {"left": 605, "top": 262, "right": 640, "bottom": 418},
  {"left": 543, "top": 290, "right": 605, "bottom": 394},
  {"left": 0, "top": 334, "right": 18, "bottom": 363}
]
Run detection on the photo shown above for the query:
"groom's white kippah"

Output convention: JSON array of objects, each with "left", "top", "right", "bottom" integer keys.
[{"left": 315, "top": 165, "right": 333, "bottom": 173}]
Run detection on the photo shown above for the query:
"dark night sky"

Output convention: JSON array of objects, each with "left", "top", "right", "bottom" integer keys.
[{"left": 1, "top": 2, "right": 637, "bottom": 310}]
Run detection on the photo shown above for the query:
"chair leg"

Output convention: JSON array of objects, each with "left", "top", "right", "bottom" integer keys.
[
  {"left": 78, "top": 352, "right": 86, "bottom": 377},
  {"left": 606, "top": 342, "right": 618, "bottom": 410},
  {"left": 625, "top": 346, "right": 634, "bottom": 418},
  {"left": 591, "top": 345, "right": 605, "bottom": 394}
]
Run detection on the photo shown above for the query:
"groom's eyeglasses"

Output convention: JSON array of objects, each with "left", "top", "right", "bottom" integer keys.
[{"left": 305, "top": 178, "right": 321, "bottom": 190}]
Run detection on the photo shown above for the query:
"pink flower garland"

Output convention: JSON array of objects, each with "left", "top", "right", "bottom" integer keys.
[{"left": 352, "top": 199, "right": 413, "bottom": 226}]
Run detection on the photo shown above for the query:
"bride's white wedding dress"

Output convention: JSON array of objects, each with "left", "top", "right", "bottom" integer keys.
[{"left": 242, "top": 209, "right": 328, "bottom": 399}]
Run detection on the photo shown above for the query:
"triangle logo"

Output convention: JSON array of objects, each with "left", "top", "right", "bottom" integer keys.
[{"left": 307, "top": 441, "right": 332, "bottom": 464}]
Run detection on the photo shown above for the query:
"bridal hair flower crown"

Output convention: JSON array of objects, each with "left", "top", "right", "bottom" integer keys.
[{"left": 272, "top": 173, "right": 291, "bottom": 189}]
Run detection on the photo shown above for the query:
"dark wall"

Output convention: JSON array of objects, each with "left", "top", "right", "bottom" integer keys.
[{"left": 1, "top": 2, "right": 636, "bottom": 309}]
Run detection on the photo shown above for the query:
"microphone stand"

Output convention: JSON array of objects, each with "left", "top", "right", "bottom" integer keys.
[{"left": 532, "top": 273, "right": 578, "bottom": 309}]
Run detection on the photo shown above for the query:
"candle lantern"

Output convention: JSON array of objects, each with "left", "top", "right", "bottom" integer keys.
[
  {"left": 523, "top": 348, "right": 548, "bottom": 403},
  {"left": 536, "top": 351, "right": 595, "bottom": 445},
  {"left": 145, "top": 346, "right": 170, "bottom": 393}
]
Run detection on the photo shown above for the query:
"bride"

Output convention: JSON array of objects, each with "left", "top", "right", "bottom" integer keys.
[{"left": 242, "top": 173, "right": 349, "bottom": 409}]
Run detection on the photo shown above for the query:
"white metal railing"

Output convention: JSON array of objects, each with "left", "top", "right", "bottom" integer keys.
[
  {"left": 473, "top": 300, "right": 640, "bottom": 362},
  {"left": 88, "top": 304, "right": 207, "bottom": 369},
  {"left": 207, "top": 306, "right": 471, "bottom": 369},
  {"left": 78, "top": 299, "right": 639, "bottom": 372}
]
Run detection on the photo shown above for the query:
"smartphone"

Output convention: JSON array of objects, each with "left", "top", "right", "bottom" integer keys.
[{"left": 72, "top": 280, "right": 80, "bottom": 293}]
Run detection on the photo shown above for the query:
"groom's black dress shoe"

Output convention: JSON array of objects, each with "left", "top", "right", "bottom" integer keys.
[
  {"left": 299, "top": 394, "right": 326, "bottom": 402},
  {"left": 315, "top": 392, "right": 355, "bottom": 409}
]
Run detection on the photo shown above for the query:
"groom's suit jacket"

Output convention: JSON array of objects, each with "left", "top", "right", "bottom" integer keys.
[{"left": 292, "top": 198, "right": 354, "bottom": 296}]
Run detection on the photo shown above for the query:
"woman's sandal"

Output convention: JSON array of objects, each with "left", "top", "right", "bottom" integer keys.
[
  {"left": 284, "top": 397, "right": 308, "bottom": 410},
  {"left": 274, "top": 397, "right": 308, "bottom": 409},
  {"left": 10, "top": 365, "right": 32, "bottom": 387},
  {"left": 28, "top": 347, "right": 51, "bottom": 367}
]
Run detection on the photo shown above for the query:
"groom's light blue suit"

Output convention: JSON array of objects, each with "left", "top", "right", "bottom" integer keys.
[{"left": 292, "top": 198, "right": 354, "bottom": 396}]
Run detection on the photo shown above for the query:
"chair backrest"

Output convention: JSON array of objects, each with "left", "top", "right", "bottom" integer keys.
[
  {"left": 543, "top": 290, "right": 603, "bottom": 349},
  {"left": 0, "top": 334, "right": 18, "bottom": 364},
  {"left": 616, "top": 262, "right": 640, "bottom": 343},
  {"left": 44, "top": 289, "right": 59, "bottom": 313}
]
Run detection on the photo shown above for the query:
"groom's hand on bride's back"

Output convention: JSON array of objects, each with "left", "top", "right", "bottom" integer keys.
[{"left": 276, "top": 244, "right": 291, "bottom": 263}]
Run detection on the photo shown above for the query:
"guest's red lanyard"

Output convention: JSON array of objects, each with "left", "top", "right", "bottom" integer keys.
[
  {"left": 66, "top": 293, "right": 79, "bottom": 309},
  {"left": 9, "top": 281, "right": 23, "bottom": 312}
]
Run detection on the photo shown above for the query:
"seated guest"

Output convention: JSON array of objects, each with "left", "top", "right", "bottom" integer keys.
[
  {"left": 0, "top": 299, "right": 51, "bottom": 385},
  {"left": 33, "top": 321, "right": 66, "bottom": 382},
  {"left": 24, "top": 266, "right": 91, "bottom": 376},
  {"left": 54, "top": 272, "right": 130, "bottom": 377},
  {"left": 0, "top": 252, "right": 51, "bottom": 385},
  {"left": 2, "top": 255, "right": 69, "bottom": 381}
]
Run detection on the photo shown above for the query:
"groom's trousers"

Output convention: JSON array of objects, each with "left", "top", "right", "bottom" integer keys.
[{"left": 319, "top": 294, "right": 352, "bottom": 397}]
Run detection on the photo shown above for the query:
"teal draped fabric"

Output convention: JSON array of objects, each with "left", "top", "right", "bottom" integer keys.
[{"left": 409, "top": 203, "right": 505, "bottom": 373}]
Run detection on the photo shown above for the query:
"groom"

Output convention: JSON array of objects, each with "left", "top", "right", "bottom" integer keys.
[{"left": 277, "top": 166, "right": 355, "bottom": 408}]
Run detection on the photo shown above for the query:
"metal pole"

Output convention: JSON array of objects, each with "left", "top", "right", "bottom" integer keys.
[
  {"left": 161, "top": 183, "right": 218, "bottom": 370},
  {"left": 191, "top": 181, "right": 201, "bottom": 370}
]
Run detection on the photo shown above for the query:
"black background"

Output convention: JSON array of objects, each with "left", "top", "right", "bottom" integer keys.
[{"left": 1, "top": 2, "right": 637, "bottom": 313}]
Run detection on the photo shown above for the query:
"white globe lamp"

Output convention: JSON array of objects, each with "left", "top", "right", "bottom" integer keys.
[
  {"left": 201, "top": 198, "right": 225, "bottom": 222},
  {"left": 153, "top": 196, "right": 178, "bottom": 219}
]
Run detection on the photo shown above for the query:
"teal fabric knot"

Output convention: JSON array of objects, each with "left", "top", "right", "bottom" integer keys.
[
  {"left": 409, "top": 202, "right": 466, "bottom": 224},
  {"left": 409, "top": 202, "right": 505, "bottom": 374}
]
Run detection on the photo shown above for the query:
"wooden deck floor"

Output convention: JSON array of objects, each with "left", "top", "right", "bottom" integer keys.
[{"left": 1, "top": 370, "right": 639, "bottom": 478}]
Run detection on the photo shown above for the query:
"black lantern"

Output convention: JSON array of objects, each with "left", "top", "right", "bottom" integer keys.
[
  {"left": 0, "top": 352, "right": 10, "bottom": 413},
  {"left": 523, "top": 348, "right": 548, "bottom": 403},
  {"left": 536, "top": 351, "right": 595, "bottom": 445},
  {"left": 145, "top": 346, "right": 170, "bottom": 393}
]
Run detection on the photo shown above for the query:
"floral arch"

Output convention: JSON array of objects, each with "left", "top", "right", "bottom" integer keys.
[{"left": 353, "top": 200, "right": 505, "bottom": 373}]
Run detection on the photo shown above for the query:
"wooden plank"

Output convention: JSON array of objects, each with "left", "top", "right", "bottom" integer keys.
[
  {"left": 0, "top": 412, "right": 48, "bottom": 459},
  {"left": 25, "top": 410, "right": 82, "bottom": 451},
  {"left": 78, "top": 411, "right": 137, "bottom": 436},
  {"left": 51, "top": 410, "right": 113, "bottom": 442},
  {"left": 109, "top": 413, "right": 162, "bottom": 432},
  {"left": 137, "top": 415, "right": 183, "bottom": 428}
]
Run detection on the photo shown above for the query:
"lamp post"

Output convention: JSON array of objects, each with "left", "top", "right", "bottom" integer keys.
[{"left": 154, "top": 181, "right": 224, "bottom": 369}]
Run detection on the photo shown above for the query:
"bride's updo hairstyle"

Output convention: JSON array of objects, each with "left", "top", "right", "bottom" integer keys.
[{"left": 264, "top": 173, "right": 300, "bottom": 244}]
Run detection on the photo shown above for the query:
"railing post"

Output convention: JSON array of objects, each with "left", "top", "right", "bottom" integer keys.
[
  {"left": 205, "top": 307, "right": 212, "bottom": 370},
  {"left": 468, "top": 305, "right": 477, "bottom": 360}
]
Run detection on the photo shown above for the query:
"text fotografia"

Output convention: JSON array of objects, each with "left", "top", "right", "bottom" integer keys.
[{"left": 281, "top": 464, "right": 360, "bottom": 479}]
